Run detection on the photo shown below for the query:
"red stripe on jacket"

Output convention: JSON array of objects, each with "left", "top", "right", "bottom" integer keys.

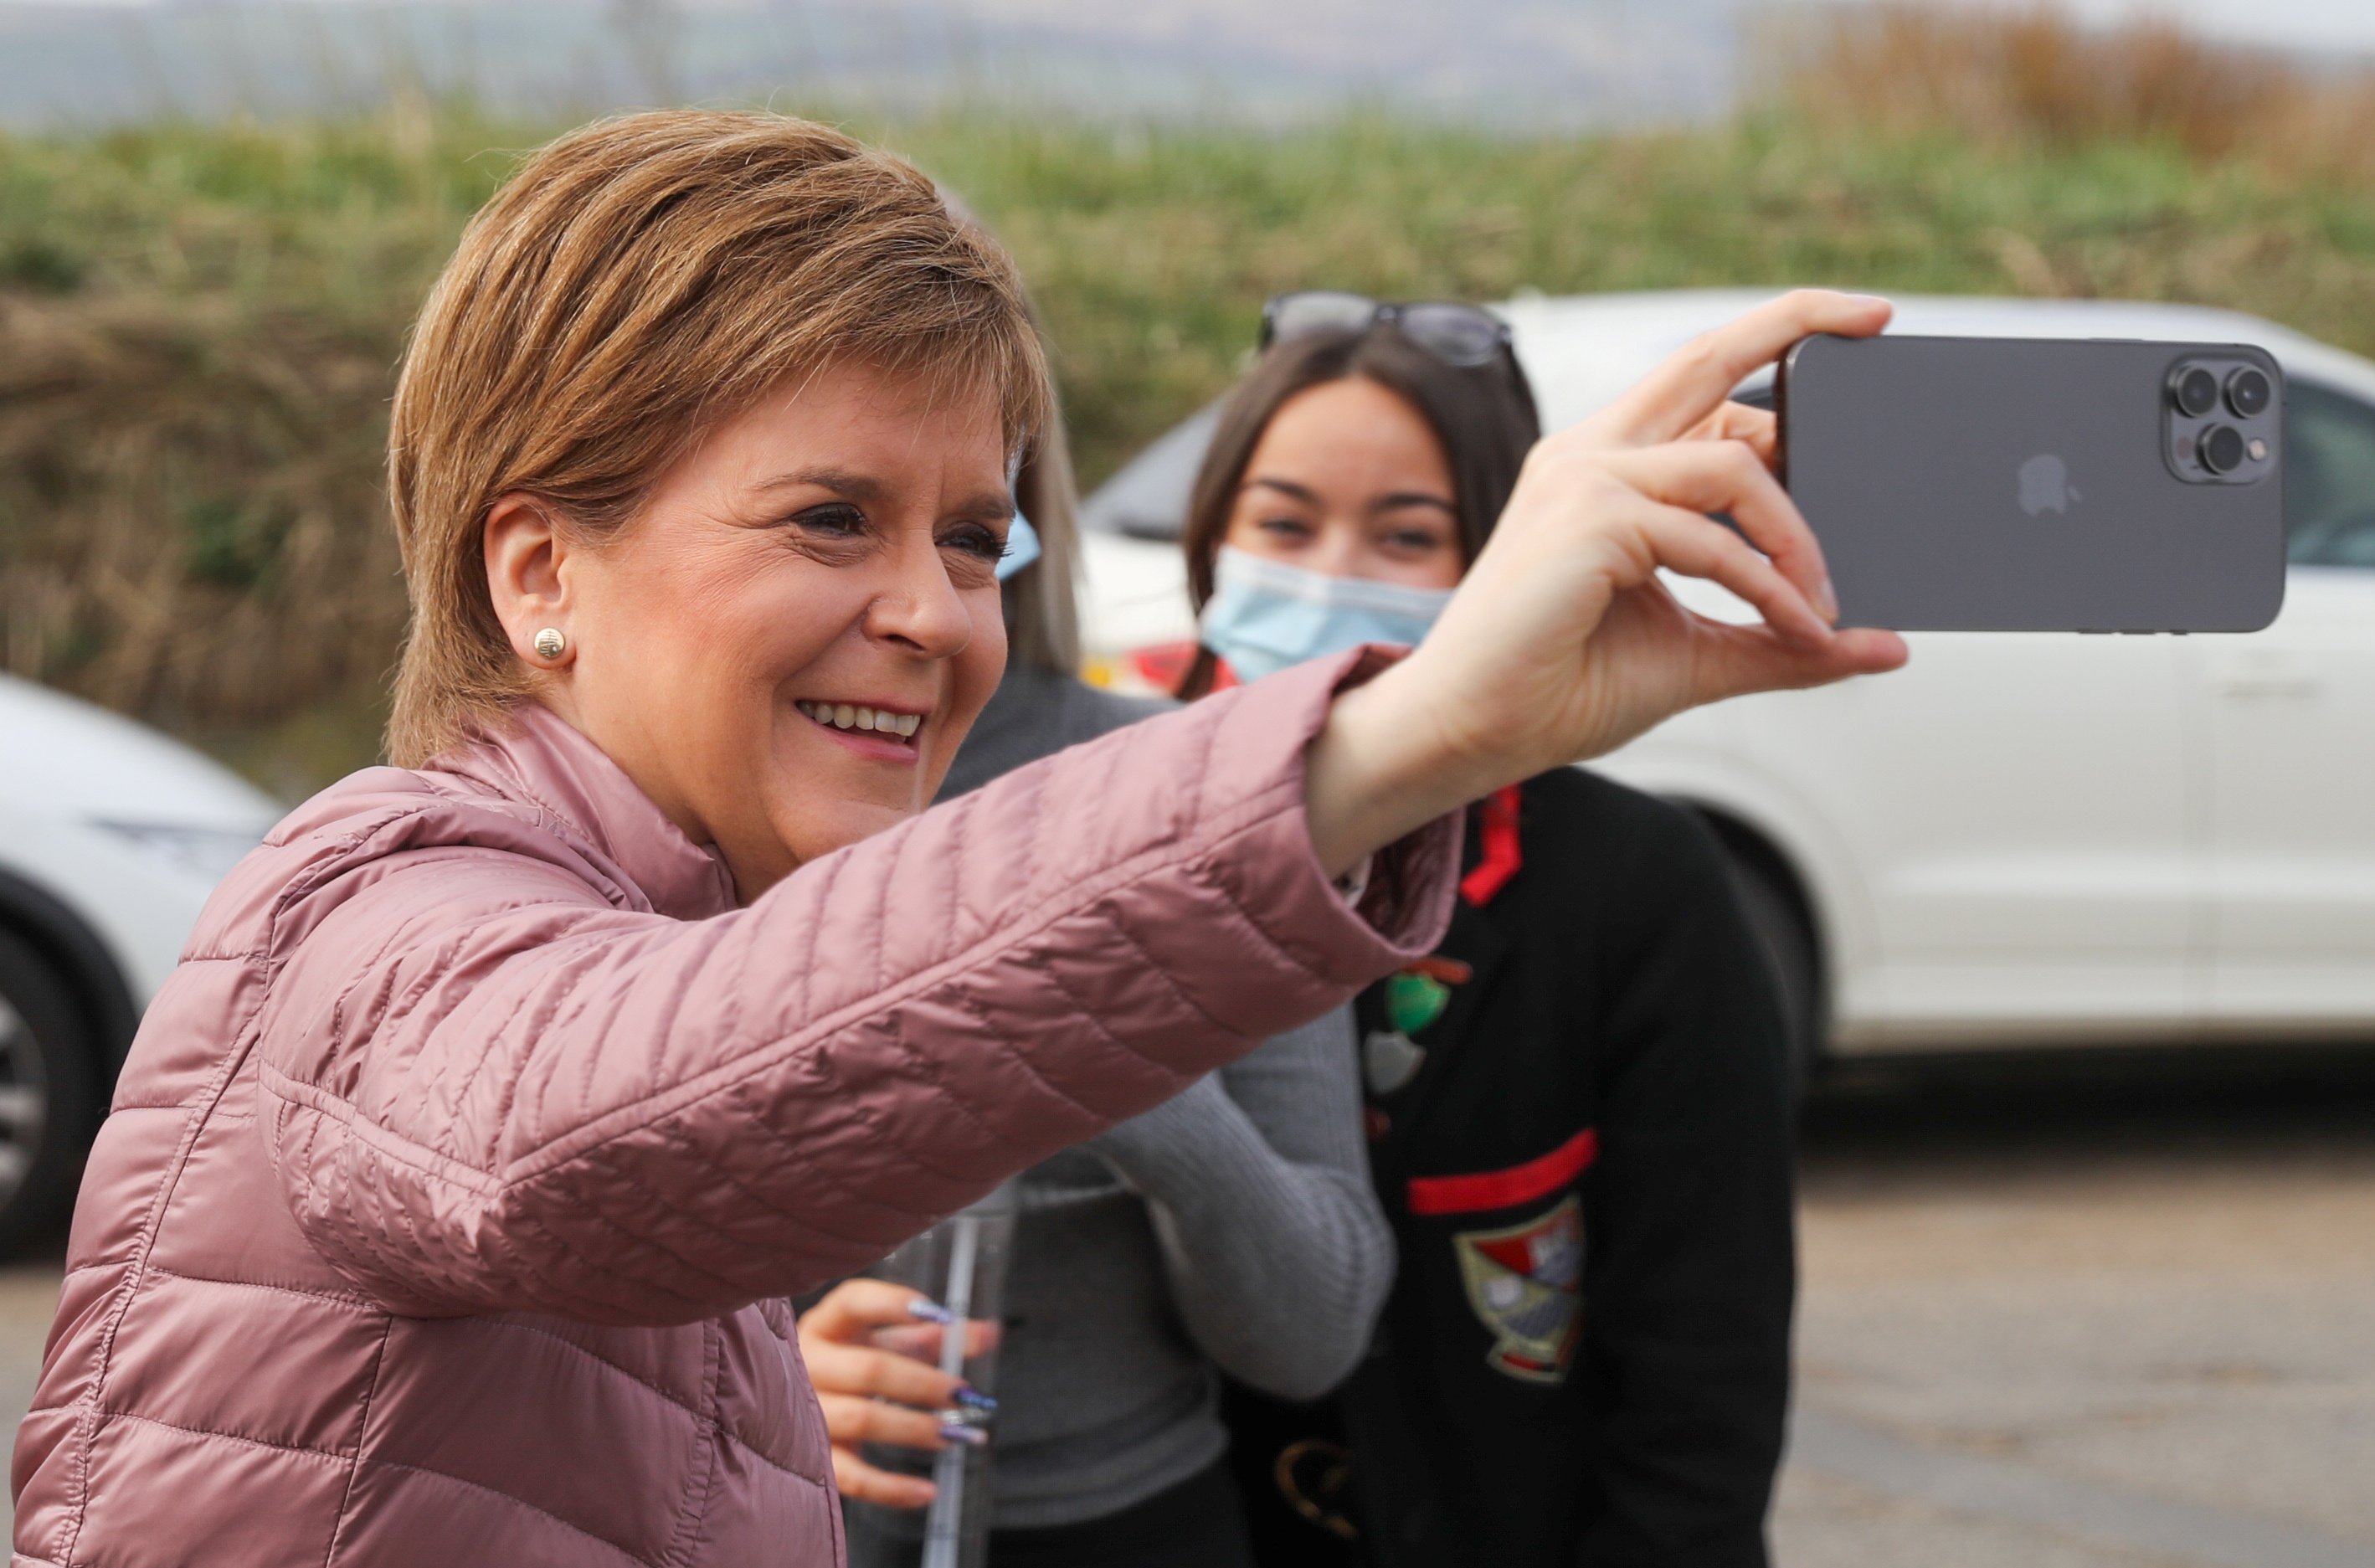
[{"left": 1406, "top": 1127, "right": 1599, "bottom": 1216}]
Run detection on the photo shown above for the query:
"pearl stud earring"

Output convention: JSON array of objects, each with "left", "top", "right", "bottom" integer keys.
[{"left": 532, "top": 628, "right": 567, "bottom": 661}]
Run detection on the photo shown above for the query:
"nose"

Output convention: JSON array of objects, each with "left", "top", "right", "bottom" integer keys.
[
  {"left": 863, "top": 533, "right": 975, "bottom": 660},
  {"left": 1308, "top": 518, "right": 1368, "bottom": 579}
]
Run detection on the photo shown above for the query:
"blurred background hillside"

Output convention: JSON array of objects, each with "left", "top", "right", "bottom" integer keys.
[{"left": 4, "top": 2, "right": 2375, "bottom": 792}]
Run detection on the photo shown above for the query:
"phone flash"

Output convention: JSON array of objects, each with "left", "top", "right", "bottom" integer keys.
[{"left": 2248, "top": 438, "right": 2269, "bottom": 461}]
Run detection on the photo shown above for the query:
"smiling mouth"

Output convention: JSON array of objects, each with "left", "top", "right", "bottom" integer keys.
[{"left": 794, "top": 699, "right": 923, "bottom": 746}]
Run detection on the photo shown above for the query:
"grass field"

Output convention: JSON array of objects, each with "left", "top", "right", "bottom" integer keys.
[{"left": 5, "top": 9, "right": 2375, "bottom": 791}]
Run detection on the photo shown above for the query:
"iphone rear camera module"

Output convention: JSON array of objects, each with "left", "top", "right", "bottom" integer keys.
[{"left": 2166, "top": 356, "right": 2280, "bottom": 486}]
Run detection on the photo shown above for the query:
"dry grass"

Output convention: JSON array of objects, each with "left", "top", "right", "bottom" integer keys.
[
  {"left": 0, "top": 105, "right": 502, "bottom": 789},
  {"left": 1775, "top": 4, "right": 2375, "bottom": 183},
  {"left": 0, "top": 296, "right": 401, "bottom": 734}
]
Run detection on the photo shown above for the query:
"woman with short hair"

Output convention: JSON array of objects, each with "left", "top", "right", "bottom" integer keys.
[{"left": 12, "top": 109, "right": 1900, "bottom": 1567}]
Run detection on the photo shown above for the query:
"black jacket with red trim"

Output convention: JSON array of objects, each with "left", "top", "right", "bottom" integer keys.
[{"left": 1226, "top": 766, "right": 1797, "bottom": 1568}]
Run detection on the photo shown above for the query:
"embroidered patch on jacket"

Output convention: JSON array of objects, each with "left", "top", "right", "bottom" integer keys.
[
  {"left": 1363, "top": 1029, "right": 1427, "bottom": 1095},
  {"left": 1454, "top": 1193, "right": 1584, "bottom": 1385},
  {"left": 1382, "top": 969, "right": 1452, "bottom": 1035}
]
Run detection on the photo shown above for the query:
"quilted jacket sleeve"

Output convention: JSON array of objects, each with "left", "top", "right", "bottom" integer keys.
[{"left": 255, "top": 654, "right": 1457, "bottom": 1324}]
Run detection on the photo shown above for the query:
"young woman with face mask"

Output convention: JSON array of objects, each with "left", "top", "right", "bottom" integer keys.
[
  {"left": 797, "top": 399, "right": 1393, "bottom": 1568},
  {"left": 1189, "top": 297, "right": 1800, "bottom": 1568}
]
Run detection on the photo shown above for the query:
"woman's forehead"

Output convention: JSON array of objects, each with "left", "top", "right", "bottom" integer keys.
[
  {"left": 1247, "top": 378, "right": 1453, "bottom": 495},
  {"left": 703, "top": 362, "right": 1014, "bottom": 487}
]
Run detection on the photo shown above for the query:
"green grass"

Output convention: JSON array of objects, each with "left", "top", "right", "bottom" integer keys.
[{"left": 8, "top": 98, "right": 2375, "bottom": 791}]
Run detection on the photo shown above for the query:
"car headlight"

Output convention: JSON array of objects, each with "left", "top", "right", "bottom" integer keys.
[{"left": 92, "top": 822, "right": 263, "bottom": 883}]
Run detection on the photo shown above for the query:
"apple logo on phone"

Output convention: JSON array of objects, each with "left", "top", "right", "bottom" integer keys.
[{"left": 2018, "top": 454, "right": 2079, "bottom": 517}]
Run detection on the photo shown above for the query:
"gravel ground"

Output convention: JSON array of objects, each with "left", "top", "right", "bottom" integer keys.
[
  {"left": 0, "top": 1046, "right": 2367, "bottom": 1565},
  {"left": 1776, "top": 1046, "right": 2375, "bottom": 1568}
]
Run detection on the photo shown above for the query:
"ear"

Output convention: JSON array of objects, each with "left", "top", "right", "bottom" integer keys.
[{"left": 485, "top": 494, "right": 574, "bottom": 668}]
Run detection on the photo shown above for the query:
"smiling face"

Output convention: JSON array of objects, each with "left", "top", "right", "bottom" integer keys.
[
  {"left": 1222, "top": 376, "right": 1466, "bottom": 590},
  {"left": 500, "top": 361, "right": 1013, "bottom": 900}
]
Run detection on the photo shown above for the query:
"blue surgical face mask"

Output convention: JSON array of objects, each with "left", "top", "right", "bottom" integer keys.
[
  {"left": 996, "top": 512, "right": 1042, "bottom": 583},
  {"left": 1197, "top": 544, "right": 1456, "bottom": 683}
]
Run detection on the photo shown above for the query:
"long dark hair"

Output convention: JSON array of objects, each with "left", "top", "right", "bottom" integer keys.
[{"left": 1177, "top": 324, "right": 1541, "bottom": 696}]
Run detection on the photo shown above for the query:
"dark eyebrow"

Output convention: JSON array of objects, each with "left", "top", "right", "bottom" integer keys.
[
  {"left": 1244, "top": 476, "right": 1321, "bottom": 506},
  {"left": 756, "top": 468, "right": 1014, "bottom": 521},
  {"left": 756, "top": 467, "right": 889, "bottom": 504},
  {"left": 1370, "top": 491, "right": 1458, "bottom": 517},
  {"left": 1245, "top": 476, "right": 1453, "bottom": 518},
  {"left": 955, "top": 491, "right": 1019, "bottom": 523}
]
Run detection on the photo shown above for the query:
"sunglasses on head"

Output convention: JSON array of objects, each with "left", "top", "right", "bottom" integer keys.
[{"left": 1259, "top": 291, "right": 1514, "bottom": 368}]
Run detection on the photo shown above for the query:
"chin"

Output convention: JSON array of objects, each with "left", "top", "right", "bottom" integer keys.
[{"left": 778, "top": 796, "right": 923, "bottom": 865}]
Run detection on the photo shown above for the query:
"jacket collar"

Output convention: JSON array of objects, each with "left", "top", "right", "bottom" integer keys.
[{"left": 443, "top": 702, "right": 740, "bottom": 921}]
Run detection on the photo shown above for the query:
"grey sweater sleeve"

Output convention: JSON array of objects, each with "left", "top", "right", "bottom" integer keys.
[{"left": 1085, "top": 1006, "right": 1396, "bottom": 1401}]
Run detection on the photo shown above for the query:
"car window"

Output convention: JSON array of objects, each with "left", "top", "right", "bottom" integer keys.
[{"left": 2285, "top": 382, "right": 2375, "bottom": 568}]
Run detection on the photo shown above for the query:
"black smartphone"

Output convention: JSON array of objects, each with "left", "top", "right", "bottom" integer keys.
[{"left": 1775, "top": 334, "right": 2285, "bottom": 632}]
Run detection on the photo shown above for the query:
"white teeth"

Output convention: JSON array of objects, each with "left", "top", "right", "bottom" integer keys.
[{"left": 799, "top": 700, "right": 921, "bottom": 741}]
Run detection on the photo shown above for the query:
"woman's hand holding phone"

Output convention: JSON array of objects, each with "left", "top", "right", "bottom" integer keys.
[{"left": 1307, "top": 289, "right": 1912, "bottom": 876}]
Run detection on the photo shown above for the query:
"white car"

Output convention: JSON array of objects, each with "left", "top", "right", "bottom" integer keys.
[
  {"left": 0, "top": 676, "right": 280, "bottom": 1243},
  {"left": 1077, "top": 290, "right": 2375, "bottom": 1072}
]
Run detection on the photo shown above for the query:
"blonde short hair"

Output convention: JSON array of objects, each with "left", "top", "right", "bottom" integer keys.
[{"left": 386, "top": 111, "right": 1052, "bottom": 766}]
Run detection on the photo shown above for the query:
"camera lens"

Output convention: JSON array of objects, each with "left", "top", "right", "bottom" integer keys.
[
  {"left": 2199, "top": 423, "right": 2247, "bottom": 475},
  {"left": 2225, "top": 367, "right": 2272, "bottom": 419},
  {"left": 2172, "top": 366, "right": 2220, "bottom": 418}
]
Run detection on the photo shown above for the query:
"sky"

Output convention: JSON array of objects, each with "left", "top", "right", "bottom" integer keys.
[
  {"left": 8, "top": 0, "right": 2375, "bottom": 45},
  {"left": 2053, "top": 0, "right": 2375, "bottom": 53},
  {"left": 1, "top": 0, "right": 2368, "bottom": 132}
]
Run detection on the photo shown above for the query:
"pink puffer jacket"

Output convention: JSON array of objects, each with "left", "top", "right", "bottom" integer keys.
[{"left": 13, "top": 654, "right": 1454, "bottom": 1567}]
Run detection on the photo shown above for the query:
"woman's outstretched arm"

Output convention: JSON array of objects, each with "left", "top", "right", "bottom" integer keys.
[{"left": 256, "top": 653, "right": 1457, "bottom": 1325}]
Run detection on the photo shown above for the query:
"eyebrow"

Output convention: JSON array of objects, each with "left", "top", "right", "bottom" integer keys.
[
  {"left": 1243, "top": 476, "right": 1456, "bottom": 517},
  {"left": 758, "top": 467, "right": 888, "bottom": 502},
  {"left": 1244, "top": 476, "right": 1321, "bottom": 506},
  {"left": 757, "top": 467, "right": 1015, "bottom": 521},
  {"left": 1370, "top": 491, "right": 1458, "bottom": 517}
]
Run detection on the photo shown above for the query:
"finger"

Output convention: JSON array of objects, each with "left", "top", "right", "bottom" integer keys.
[
  {"left": 1594, "top": 290, "right": 1890, "bottom": 447},
  {"left": 1685, "top": 402, "right": 1776, "bottom": 464},
  {"left": 870, "top": 1319, "right": 1001, "bottom": 1363},
  {"left": 1685, "top": 619, "right": 1909, "bottom": 708},
  {"left": 798, "top": 1279, "right": 945, "bottom": 1344},
  {"left": 815, "top": 1391, "right": 950, "bottom": 1452},
  {"left": 1621, "top": 495, "right": 1834, "bottom": 648},
  {"left": 1601, "top": 440, "right": 1836, "bottom": 619},
  {"left": 830, "top": 1447, "right": 938, "bottom": 1510},
  {"left": 803, "top": 1339, "right": 965, "bottom": 1411}
]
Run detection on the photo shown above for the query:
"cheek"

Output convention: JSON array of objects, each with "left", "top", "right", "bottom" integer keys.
[
  {"left": 691, "top": 553, "right": 862, "bottom": 681},
  {"left": 1409, "top": 550, "right": 1465, "bottom": 591},
  {"left": 601, "top": 548, "right": 861, "bottom": 748},
  {"left": 1365, "top": 559, "right": 1461, "bottom": 593},
  {"left": 950, "top": 592, "right": 1008, "bottom": 718}
]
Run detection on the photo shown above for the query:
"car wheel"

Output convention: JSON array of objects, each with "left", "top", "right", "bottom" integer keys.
[
  {"left": 0, "top": 929, "right": 100, "bottom": 1254},
  {"left": 1719, "top": 850, "right": 1825, "bottom": 1097}
]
